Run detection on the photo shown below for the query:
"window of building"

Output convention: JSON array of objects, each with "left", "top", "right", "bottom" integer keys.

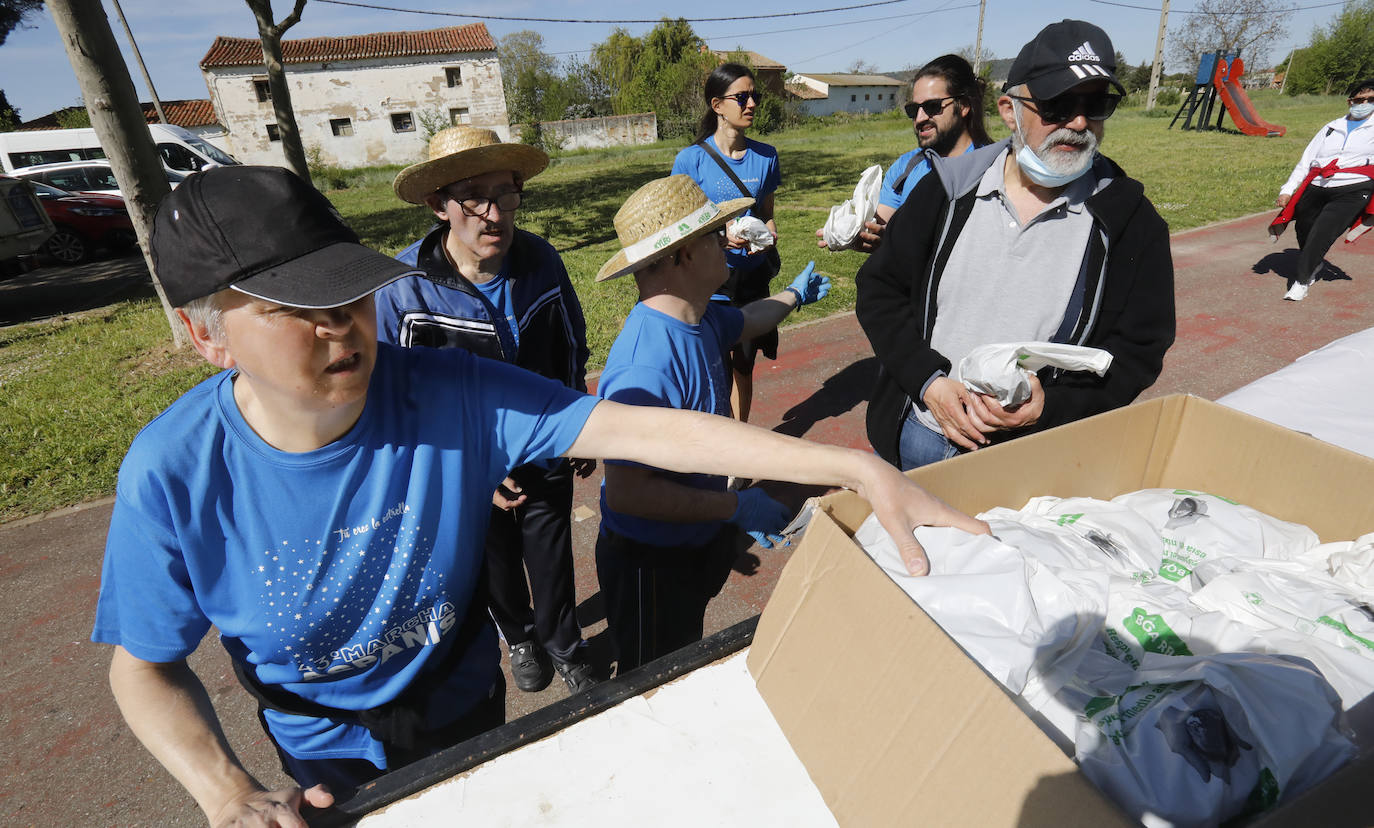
[
  {"left": 253, "top": 79, "right": 272, "bottom": 102},
  {"left": 445, "top": 67, "right": 462, "bottom": 87},
  {"left": 449, "top": 107, "right": 470, "bottom": 125},
  {"left": 890, "top": 93, "right": 896, "bottom": 100},
  {"left": 330, "top": 118, "right": 354, "bottom": 137},
  {"left": 850, "top": 94, "right": 856, "bottom": 102},
  {"left": 390, "top": 112, "right": 415, "bottom": 133},
  {"left": 865, "top": 94, "right": 871, "bottom": 101},
  {"left": 266, "top": 123, "right": 281, "bottom": 142}
]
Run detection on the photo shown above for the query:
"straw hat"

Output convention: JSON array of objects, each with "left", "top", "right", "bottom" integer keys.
[
  {"left": 393, "top": 126, "right": 549, "bottom": 204},
  {"left": 596, "top": 175, "right": 754, "bottom": 282}
]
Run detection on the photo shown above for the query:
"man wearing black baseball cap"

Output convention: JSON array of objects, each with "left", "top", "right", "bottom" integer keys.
[
  {"left": 857, "top": 19, "right": 1175, "bottom": 471},
  {"left": 90, "top": 166, "right": 986, "bottom": 825}
]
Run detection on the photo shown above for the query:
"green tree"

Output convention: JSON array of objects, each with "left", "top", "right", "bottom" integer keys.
[
  {"left": 499, "top": 29, "right": 561, "bottom": 132},
  {"left": 0, "top": 88, "right": 19, "bottom": 130},
  {"left": 0, "top": 0, "right": 43, "bottom": 47},
  {"left": 1284, "top": 0, "right": 1374, "bottom": 96},
  {"left": 55, "top": 102, "right": 90, "bottom": 128},
  {"left": 618, "top": 19, "right": 714, "bottom": 135},
  {"left": 591, "top": 27, "right": 642, "bottom": 115}
]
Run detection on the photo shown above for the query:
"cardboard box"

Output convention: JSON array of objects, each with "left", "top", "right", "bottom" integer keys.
[{"left": 747, "top": 395, "right": 1374, "bottom": 827}]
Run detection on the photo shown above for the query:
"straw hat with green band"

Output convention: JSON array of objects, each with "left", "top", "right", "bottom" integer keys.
[
  {"left": 596, "top": 175, "right": 754, "bottom": 282},
  {"left": 394, "top": 126, "right": 549, "bottom": 204}
]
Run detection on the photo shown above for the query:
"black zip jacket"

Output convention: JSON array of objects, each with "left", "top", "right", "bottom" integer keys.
[{"left": 856, "top": 141, "right": 1175, "bottom": 466}]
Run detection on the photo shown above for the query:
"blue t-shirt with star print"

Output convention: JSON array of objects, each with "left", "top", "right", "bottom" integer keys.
[{"left": 92, "top": 343, "right": 598, "bottom": 768}]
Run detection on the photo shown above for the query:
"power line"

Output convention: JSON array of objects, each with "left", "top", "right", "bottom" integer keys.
[
  {"left": 792, "top": 0, "right": 973, "bottom": 68},
  {"left": 1086, "top": 0, "right": 1347, "bottom": 15},
  {"left": 314, "top": 0, "right": 922, "bottom": 24}
]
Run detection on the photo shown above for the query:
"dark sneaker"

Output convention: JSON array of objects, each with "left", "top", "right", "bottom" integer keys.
[
  {"left": 554, "top": 657, "right": 600, "bottom": 694},
  {"left": 509, "top": 641, "right": 552, "bottom": 692}
]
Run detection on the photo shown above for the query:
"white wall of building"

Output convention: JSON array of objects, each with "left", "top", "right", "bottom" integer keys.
[
  {"left": 799, "top": 85, "right": 903, "bottom": 117},
  {"left": 204, "top": 53, "right": 509, "bottom": 168}
]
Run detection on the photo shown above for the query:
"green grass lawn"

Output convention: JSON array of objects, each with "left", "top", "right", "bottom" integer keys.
[{"left": 0, "top": 91, "right": 1346, "bottom": 523}]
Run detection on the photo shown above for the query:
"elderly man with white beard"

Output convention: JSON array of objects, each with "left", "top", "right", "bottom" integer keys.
[{"left": 856, "top": 19, "right": 1176, "bottom": 471}]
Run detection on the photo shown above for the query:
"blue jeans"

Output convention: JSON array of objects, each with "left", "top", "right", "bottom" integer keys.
[{"left": 898, "top": 407, "right": 959, "bottom": 471}]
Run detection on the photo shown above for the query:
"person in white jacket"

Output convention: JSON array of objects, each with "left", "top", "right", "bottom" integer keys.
[{"left": 1272, "top": 78, "right": 1374, "bottom": 301}]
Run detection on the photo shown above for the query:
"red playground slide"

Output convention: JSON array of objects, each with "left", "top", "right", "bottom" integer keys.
[{"left": 1213, "top": 57, "right": 1286, "bottom": 137}]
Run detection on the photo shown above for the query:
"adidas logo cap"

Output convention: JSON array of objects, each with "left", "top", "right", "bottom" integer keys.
[{"left": 1003, "top": 19, "right": 1125, "bottom": 99}]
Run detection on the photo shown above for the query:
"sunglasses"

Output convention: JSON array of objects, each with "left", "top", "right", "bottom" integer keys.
[
  {"left": 1351, "top": 95, "right": 1374, "bottom": 105},
  {"left": 904, "top": 96, "right": 955, "bottom": 119},
  {"left": 718, "top": 90, "right": 763, "bottom": 108},
  {"left": 1007, "top": 91, "right": 1121, "bottom": 123}
]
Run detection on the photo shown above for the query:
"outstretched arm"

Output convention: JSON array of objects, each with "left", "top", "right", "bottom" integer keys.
[
  {"left": 567, "top": 401, "right": 988, "bottom": 575},
  {"left": 109, "top": 647, "right": 333, "bottom": 827}
]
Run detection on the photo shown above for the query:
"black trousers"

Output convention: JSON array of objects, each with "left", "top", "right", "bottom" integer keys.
[
  {"left": 595, "top": 525, "right": 735, "bottom": 674},
  {"left": 1293, "top": 180, "right": 1374, "bottom": 283},
  {"left": 275, "top": 674, "right": 505, "bottom": 801},
  {"left": 485, "top": 460, "right": 582, "bottom": 661}
]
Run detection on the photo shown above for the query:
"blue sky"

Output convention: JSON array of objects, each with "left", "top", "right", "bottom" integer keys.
[{"left": 0, "top": 0, "right": 1339, "bottom": 121}]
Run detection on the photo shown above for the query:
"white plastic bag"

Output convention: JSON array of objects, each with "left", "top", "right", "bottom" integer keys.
[
  {"left": 955, "top": 341, "right": 1112, "bottom": 407},
  {"left": 726, "top": 215, "right": 774, "bottom": 254},
  {"left": 820, "top": 164, "right": 882, "bottom": 250}
]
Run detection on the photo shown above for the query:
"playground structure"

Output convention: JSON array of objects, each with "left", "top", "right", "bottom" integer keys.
[{"left": 1170, "top": 52, "right": 1286, "bottom": 137}]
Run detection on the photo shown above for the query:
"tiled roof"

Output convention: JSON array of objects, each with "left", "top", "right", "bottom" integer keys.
[
  {"left": 200, "top": 23, "right": 495, "bottom": 69},
  {"left": 784, "top": 83, "right": 827, "bottom": 100},
  {"left": 711, "top": 49, "right": 786, "bottom": 71},
  {"left": 797, "top": 73, "right": 906, "bottom": 87},
  {"left": 143, "top": 99, "right": 219, "bottom": 128},
  {"left": 16, "top": 99, "right": 220, "bottom": 130}
]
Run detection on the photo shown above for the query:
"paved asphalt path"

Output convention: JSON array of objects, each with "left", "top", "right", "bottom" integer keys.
[{"left": 0, "top": 213, "right": 1370, "bottom": 826}]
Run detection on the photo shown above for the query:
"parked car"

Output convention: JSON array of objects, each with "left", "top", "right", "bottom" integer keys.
[
  {"left": 27, "top": 180, "right": 135, "bottom": 265},
  {"left": 11, "top": 159, "right": 186, "bottom": 197},
  {"left": 0, "top": 175, "right": 55, "bottom": 277}
]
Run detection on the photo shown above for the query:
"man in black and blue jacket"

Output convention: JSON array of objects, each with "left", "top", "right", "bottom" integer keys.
[
  {"left": 377, "top": 126, "right": 598, "bottom": 695},
  {"left": 858, "top": 20, "right": 1175, "bottom": 470}
]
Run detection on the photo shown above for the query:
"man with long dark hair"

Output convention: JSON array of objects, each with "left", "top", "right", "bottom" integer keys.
[{"left": 819, "top": 54, "right": 991, "bottom": 253}]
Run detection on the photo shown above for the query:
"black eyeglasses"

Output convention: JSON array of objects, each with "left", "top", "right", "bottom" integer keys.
[
  {"left": 1007, "top": 92, "right": 1121, "bottom": 123},
  {"left": 445, "top": 189, "right": 522, "bottom": 218},
  {"left": 1351, "top": 94, "right": 1374, "bottom": 105},
  {"left": 717, "top": 91, "right": 763, "bottom": 108},
  {"left": 904, "top": 96, "right": 954, "bottom": 119}
]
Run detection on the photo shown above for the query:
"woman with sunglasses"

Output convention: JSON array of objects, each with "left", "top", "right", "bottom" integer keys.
[
  {"left": 670, "top": 62, "right": 782, "bottom": 422},
  {"left": 1270, "top": 78, "right": 1374, "bottom": 302}
]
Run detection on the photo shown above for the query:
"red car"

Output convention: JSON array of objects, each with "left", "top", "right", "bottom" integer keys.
[{"left": 26, "top": 180, "right": 136, "bottom": 265}]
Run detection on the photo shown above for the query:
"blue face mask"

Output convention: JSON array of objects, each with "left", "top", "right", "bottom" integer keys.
[
  {"left": 1350, "top": 102, "right": 1374, "bottom": 120},
  {"left": 1013, "top": 104, "right": 1093, "bottom": 188}
]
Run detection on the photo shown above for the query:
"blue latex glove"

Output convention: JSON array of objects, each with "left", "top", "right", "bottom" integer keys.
[
  {"left": 728, "top": 488, "right": 794, "bottom": 549},
  {"left": 785, "top": 261, "right": 830, "bottom": 306}
]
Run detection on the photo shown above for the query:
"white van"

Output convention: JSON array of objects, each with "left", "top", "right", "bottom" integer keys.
[{"left": 0, "top": 123, "right": 240, "bottom": 175}]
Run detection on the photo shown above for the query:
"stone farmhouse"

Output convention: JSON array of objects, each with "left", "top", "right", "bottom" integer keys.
[{"left": 199, "top": 23, "right": 509, "bottom": 167}]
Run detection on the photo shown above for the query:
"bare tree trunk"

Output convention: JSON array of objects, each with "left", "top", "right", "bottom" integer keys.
[
  {"left": 245, "top": 0, "right": 311, "bottom": 185},
  {"left": 46, "top": 0, "right": 185, "bottom": 347}
]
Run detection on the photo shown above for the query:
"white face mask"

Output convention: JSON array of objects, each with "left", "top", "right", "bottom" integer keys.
[
  {"left": 1350, "top": 102, "right": 1374, "bottom": 120},
  {"left": 1012, "top": 102, "right": 1096, "bottom": 188}
]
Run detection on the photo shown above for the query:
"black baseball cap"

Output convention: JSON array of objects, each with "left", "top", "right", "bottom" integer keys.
[
  {"left": 151, "top": 165, "right": 419, "bottom": 308},
  {"left": 1003, "top": 20, "right": 1125, "bottom": 99}
]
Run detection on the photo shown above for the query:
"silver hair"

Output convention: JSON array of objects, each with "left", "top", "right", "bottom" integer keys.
[{"left": 180, "top": 290, "right": 227, "bottom": 341}]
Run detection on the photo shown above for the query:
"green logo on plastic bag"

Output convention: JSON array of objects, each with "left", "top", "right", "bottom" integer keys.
[{"left": 1123, "top": 608, "right": 1193, "bottom": 657}]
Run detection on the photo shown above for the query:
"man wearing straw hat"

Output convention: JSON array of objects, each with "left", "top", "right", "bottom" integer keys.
[
  {"left": 378, "top": 126, "right": 598, "bottom": 697},
  {"left": 593, "top": 174, "right": 832, "bottom": 672}
]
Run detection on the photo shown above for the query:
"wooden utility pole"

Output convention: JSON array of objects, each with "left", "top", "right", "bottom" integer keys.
[
  {"left": 245, "top": 0, "right": 311, "bottom": 184},
  {"left": 109, "top": 0, "right": 165, "bottom": 125},
  {"left": 46, "top": 0, "right": 184, "bottom": 346},
  {"left": 1147, "top": 0, "right": 1171, "bottom": 111}
]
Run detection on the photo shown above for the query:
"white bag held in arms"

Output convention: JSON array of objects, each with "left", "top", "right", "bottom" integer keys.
[
  {"left": 726, "top": 215, "right": 775, "bottom": 254},
  {"left": 820, "top": 164, "right": 882, "bottom": 249},
  {"left": 955, "top": 341, "right": 1113, "bottom": 407}
]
